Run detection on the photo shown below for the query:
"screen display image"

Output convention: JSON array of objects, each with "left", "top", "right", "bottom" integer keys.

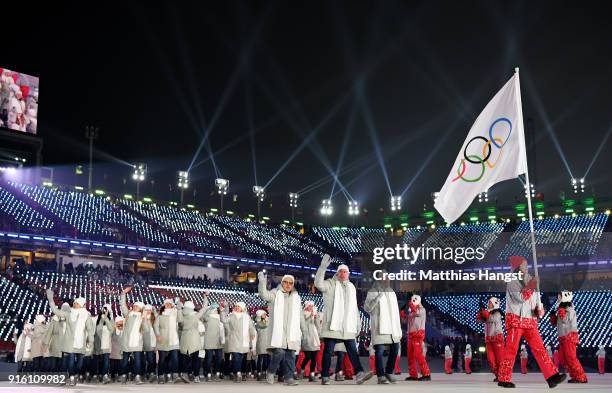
[{"left": 0, "top": 67, "right": 39, "bottom": 134}]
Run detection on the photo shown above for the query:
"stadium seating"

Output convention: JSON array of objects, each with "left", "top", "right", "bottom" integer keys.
[
  {"left": 0, "top": 185, "right": 54, "bottom": 231},
  {"left": 497, "top": 214, "right": 608, "bottom": 260},
  {"left": 423, "top": 222, "right": 506, "bottom": 253},
  {"left": 312, "top": 226, "right": 386, "bottom": 256}
]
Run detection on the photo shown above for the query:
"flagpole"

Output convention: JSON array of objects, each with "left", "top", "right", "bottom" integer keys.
[{"left": 514, "top": 67, "right": 541, "bottom": 302}]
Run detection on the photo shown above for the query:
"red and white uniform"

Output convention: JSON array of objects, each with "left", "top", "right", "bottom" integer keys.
[
  {"left": 497, "top": 257, "right": 559, "bottom": 384},
  {"left": 476, "top": 298, "right": 504, "bottom": 378},
  {"left": 464, "top": 344, "right": 472, "bottom": 374},
  {"left": 596, "top": 346, "right": 606, "bottom": 375},
  {"left": 520, "top": 345, "right": 528, "bottom": 374},
  {"left": 406, "top": 295, "right": 430, "bottom": 378},
  {"left": 444, "top": 345, "right": 453, "bottom": 374},
  {"left": 550, "top": 297, "right": 587, "bottom": 383}
]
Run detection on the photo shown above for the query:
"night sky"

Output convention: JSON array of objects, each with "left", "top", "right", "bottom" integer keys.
[{"left": 3, "top": 1, "right": 612, "bottom": 224}]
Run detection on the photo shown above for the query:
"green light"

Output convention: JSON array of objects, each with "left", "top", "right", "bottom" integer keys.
[
  {"left": 470, "top": 216, "right": 479, "bottom": 221},
  {"left": 226, "top": 210, "right": 234, "bottom": 215},
  {"left": 142, "top": 197, "right": 152, "bottom": 202},
  {"left": 263, "top": 216, "right": 270, "bottom": 220},
  {"left": 74, "top": 186, "right": 84, "bottom": 191},
  {"left": 248, "top": 214, "right": 255, "bottom": 218},
  {"left": 283, "top": 220, "right": 290, "bottom": 224},
  {"left": 124, "top": 194, "right": 133, "bottom": 199},
  {"left": 487, "top": 215, "right": 496, "bottom": 220},
  {"left": 384, "top": 224, "right": 392, "bottom": 228},
  {"left": 565, "top": 208, "right": 574, "bottom": 213},
  {"left": 296, "top": 222, "right": 303, "bottom": 226},
  {"left": 187, "top": 204, "right": 195, "bottom": 209},
  {"left": 536, "top": 211, "right": 545, "bottom": 216},
  {"left": 401, "top": 223, "right": 408, "bottom": 227},
  {"left": 332, "top": 226, "right": 340, "bottom": 230},
  {"left": 210, "top": 208, "right": 218, "bottom": 212},
  {"left": 42, "top": 181, "right": 53, "bottom": 187},
  {"left": 517, "top": 213, "right": 525, "bottom": 217},
  {"left": 425, "top": 220, "right": 434, "bottom": 225},
  {"left": 94, "top": 189, "right": 105, "bottom": 195},
  {"left": 585, "top": 207, "right": 594, "bottom": 212}
]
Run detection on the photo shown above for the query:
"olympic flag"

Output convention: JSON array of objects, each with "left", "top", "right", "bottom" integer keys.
[{"left": 434, "top": 69, "right": 528, "bottom": 224}]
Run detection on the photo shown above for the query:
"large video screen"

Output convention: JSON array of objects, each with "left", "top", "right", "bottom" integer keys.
[{"left": 0, "top": 67, "right": 39, "bottom": 134}]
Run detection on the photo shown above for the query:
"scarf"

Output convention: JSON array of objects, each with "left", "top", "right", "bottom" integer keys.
[
  {"left": 378, "top": 290, "right": 402, "bottom": 338},
  {"left": 127, "top": 311, "right": 143, "bottom": 348},
  {"left": 163, "top": 308, "right": 179, "bottom": 346},
  {"left": 71, "top": 308, "right": 89, "bottom": 349},
  {"left": 330, "top": 279, "right": 359, "bottom": 334},
  {"left": 209, "top": 313, "right": 225, "bottom": 345},
  {"left": 234, "top": 312, "right": 250, "bottom": 348},
  {"left": 304, "top": 312, "right": 320, "bottom": 347},
  {"left": 100, "top": 321, "right": 112, "bottom": 350},
  {"left": 270, "top": 289, "right": 301, "bottom": 348}
]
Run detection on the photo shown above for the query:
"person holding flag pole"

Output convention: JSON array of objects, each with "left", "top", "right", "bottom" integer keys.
[{"left": 434, "top": 68, "right": 565, "bottom": 388}]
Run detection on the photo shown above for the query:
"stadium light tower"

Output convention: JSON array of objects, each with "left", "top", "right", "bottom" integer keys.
[
  {"left": 348, "top": 200, "right": 359, "bottom": 226},
  {"left": 253, "top": 186, "right": 265, "bottom": 221},
  {"left": 85, "top": 126, "right": 99, "bottom": 192},
  {"left": 177, "top": 171, "right": 189, "bottom": 206},
  {"left": 215, "top": 178, "right": 229, "bottom": 215},
  {"left": 571, "top": 178, "right": 585, "bottom": 194},
  {"left": 288, "top": 192, "right": 299, "bottom": 222},
  {"left": 320, "top": 199, "right": 333, "bottom": 224},
  {"left": 390, "top": 196, "right": 402, "bottom": 212},
  {"left": 478, "top": 189, "right": 489, "bottom": 203},
  {"left": 524, "top": 183, "right": 535, "bottom": 199},
  {"left": 132, "top": 163, "right": 147, "bottom": 200}
]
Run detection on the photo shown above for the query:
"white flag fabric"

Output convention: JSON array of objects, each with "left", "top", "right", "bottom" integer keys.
[{"left": 434, "top": 72, "right": 527, "bottom": 224}]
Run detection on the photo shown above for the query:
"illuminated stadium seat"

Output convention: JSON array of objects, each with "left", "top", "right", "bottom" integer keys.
[
  {"left": 14, "top": 183, "right": 175, "bottom": 246},
  {"left": 497, "top": 214, "right": 608, "bottom": 260},
  {"left": 312, "top": 226, "right": 386, "bottom": 256},
  {"left": 423, "top": 222, "right": 506, "bottom": 252},
  {"left": 0, "top": 185, "right": 54, "bottom": 230},
  {"left": 0, "top": 276, "right": 49, "bottom": 341},
  {"left": 401, "top": 226, "right": 426, "bottom": 246}
]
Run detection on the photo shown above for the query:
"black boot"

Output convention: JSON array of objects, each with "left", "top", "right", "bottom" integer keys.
[
  {"left": 498, "top": 381, "right": 515, "bottom": 388},
  {"left": 546, "top": 373, "right": 567, "bottom": 388}
]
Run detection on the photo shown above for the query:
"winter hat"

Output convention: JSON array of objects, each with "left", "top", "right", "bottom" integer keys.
[
  {"left": 183, "top": 301, "right": 195, "bottom": 310},
  {"left": 74, "top": 297, "right": 86, "bottom": 307},
  {"left": 509, "top": 255, "right": 527, "bottom": 271}
]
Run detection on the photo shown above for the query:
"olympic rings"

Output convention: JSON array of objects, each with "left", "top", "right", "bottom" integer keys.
[
  {"left": 451, "top": 117, "right": 512, "bottom": 183},
  {"left": 464, "top": 136, "right": 491, "bottom": 164}
]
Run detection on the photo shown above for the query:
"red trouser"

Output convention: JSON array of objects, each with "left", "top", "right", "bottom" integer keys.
[
  {"left": 444, "top": 358, "right": 452, "bottom": 374},
  {"left": 465, "top": 357, "right": 472, "bottom": 374},
  {"left": 316, "top": 342, "right": 323, "bottom": 374},
  {"left": 407, "top": 331, "right": 430, "bottom": 378},
  {"left": 342, "top": 353, "right": 354, "bottom": 378},
  {"left": 485, "top": 336, "right": 505, "bottom": 377},
  {"left": 369, "top": 355, "right": 375, "bottom": 373},
  {"left": 498, "top": 318, "right": 558, "bottom": 383},
  {"left": 520, "top": 358, "right": 528, "bottom": 374},
  {"left": 559, "top": 334, "right": 587, "bottom": 382},
  {"left": 394, "top": 355, "right": 401, "bottom": 374},
  {"left": 598, "top": 358, "right": 605, "bottom": 374}
]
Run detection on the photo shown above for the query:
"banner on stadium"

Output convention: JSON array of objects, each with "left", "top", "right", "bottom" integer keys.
[{"left": 434, "top": 70, "right": 527, "bottom": 224}]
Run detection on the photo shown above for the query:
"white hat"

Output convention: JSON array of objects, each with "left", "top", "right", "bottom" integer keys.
[
  {"left": 35, "top": 314, "right": 46, "bottom": 324},
  {"left": 115, "top": 316, "right": 124, "bottom": 323},
  {"left": 255, "top": 309, "right": 267, "bottom": 317},
  {"left": 445, "top": 345, "right": 450, "bottom": 350},
  {"left": 144, "top": 304, "right": 153, "bottom": 311},
  {"left": 24, "top": 323, "right": 33, "bottom": 330},
  {"left": 163, "top": 298, "right": 174, "bottom": 305},
  {"left": 466, "top": 344, "right": 471, "bottom": 350},
  {"left": 184, "top": 301, "right": 195, "bottom": 310},
  {"left": 133, "top": 301, "right": 145, "bottom": 309},
  {"left": 411, "top": 294, "right": 421, "bottom": 307},
  {"left": 74, "top": 297, "right": 86, "bottom": 307},
  {"left": 488, "top": 297, "right": 501, "bottom": 311},
  {"left": 337, "top": 264, "right": 349, "bottom": 273},
  {"left": 281, "top": 274, "right": 295, "bottom": 283},
  {"left": 235, "top": 302, "right": 247, "bottom": 312},
  {"left": 558, "top": 290, "right": 573, "bottom": 303}
]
